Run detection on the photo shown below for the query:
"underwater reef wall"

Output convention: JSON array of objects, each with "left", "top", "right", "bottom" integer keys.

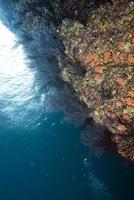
[
  {"left": 57, "top": 0, "right": 134, "bottom": 160},
  {"left": 0, "top": 0, "right": 134, "bottom": 160}
]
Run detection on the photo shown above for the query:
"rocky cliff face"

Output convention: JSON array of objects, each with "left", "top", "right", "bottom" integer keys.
[{"left": 0, "top": 0, "right": 134, "bottom": 160}]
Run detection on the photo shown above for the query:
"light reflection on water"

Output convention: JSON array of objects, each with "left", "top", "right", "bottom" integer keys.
[
  {"left": 0, "top": 22, "right": 45, "bottom": 128},
  {"left": 0, "top": 22, "right": 93, "bottom": 200}
]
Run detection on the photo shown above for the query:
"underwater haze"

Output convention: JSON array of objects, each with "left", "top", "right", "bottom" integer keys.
[{"left": 0, "top": 22, "right": 134, "bottom": 200}]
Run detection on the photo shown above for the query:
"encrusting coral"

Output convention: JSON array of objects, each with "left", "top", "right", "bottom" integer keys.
[{"left": 57, "top": 0, "right": 134, "bottom": 160}]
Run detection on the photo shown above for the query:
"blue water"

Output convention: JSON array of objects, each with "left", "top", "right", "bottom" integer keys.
[{"left": 0, "top": 22, "right": 134, "bottom": 200}]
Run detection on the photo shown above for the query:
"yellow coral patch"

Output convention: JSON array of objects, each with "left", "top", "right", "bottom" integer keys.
[
  {"left": 118, "top": 41, "right": 125, "bottom": 51},
  {"left": 128, "top": 89, "right": 134, "bottom": 97}
]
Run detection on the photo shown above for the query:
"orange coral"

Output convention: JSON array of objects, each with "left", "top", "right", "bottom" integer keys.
[
  {"left": 127, "top": 56, "right": 134, "bottom": 63},
  {"left": 117, "top": 124, "right": 127, "bottom": 132},
  {"left": 116, "top": 78, "right": 125, "bottom": 85},
  {"left": 94, "top": 66, "right": 103, "bottom": 74},
  {"left": 90, "top": 61, "right": 98, "bottom": 68},
  {"left": 103, "top": 52, "right": 111, "bottom": 61},
  {"left": 122, "top": 114, "right": 129, "bottom": 121},
  {"left": 86, "top": 54, "right": 97, "bottom": 63},
  {"left": 125, "top": 98, "right": 134, "bottom": 106},
  {"left": 95, "top": 74, "right": 101, "bottom": 81}
]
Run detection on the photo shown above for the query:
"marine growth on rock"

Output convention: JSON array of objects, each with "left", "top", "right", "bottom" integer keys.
[{"left": 57, "top": 0, "right": 134, "bottom": 160}]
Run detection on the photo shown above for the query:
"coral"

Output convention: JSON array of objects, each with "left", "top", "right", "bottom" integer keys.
[{"left": 57, "top": 0, "right": 134, "bottom": 160}]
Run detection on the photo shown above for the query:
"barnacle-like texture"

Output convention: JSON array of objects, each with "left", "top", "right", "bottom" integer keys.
[
  {"left": 58, "top": 0, "right": 134, "bottom": 160},
  {"left": 14, "top": 0, "right": 55, "bottom": 35},
  {"left": 49, "top": 0, "right": 97, "bottom": 23},
  {"left": 14, "top": 0, "right": 39, "bottom": 13}
]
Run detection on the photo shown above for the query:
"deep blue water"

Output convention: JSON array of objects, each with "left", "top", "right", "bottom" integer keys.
[
  {"left": 0, "top": 112, "right": 89, "bottom": 199},
  {"left": 0, "top": 22, "right": 134, "bottom": 200}
]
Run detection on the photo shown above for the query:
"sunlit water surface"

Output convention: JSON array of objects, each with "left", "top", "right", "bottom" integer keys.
[{"left": 0, "top": 22, "right": 134, "bottom": 200}]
